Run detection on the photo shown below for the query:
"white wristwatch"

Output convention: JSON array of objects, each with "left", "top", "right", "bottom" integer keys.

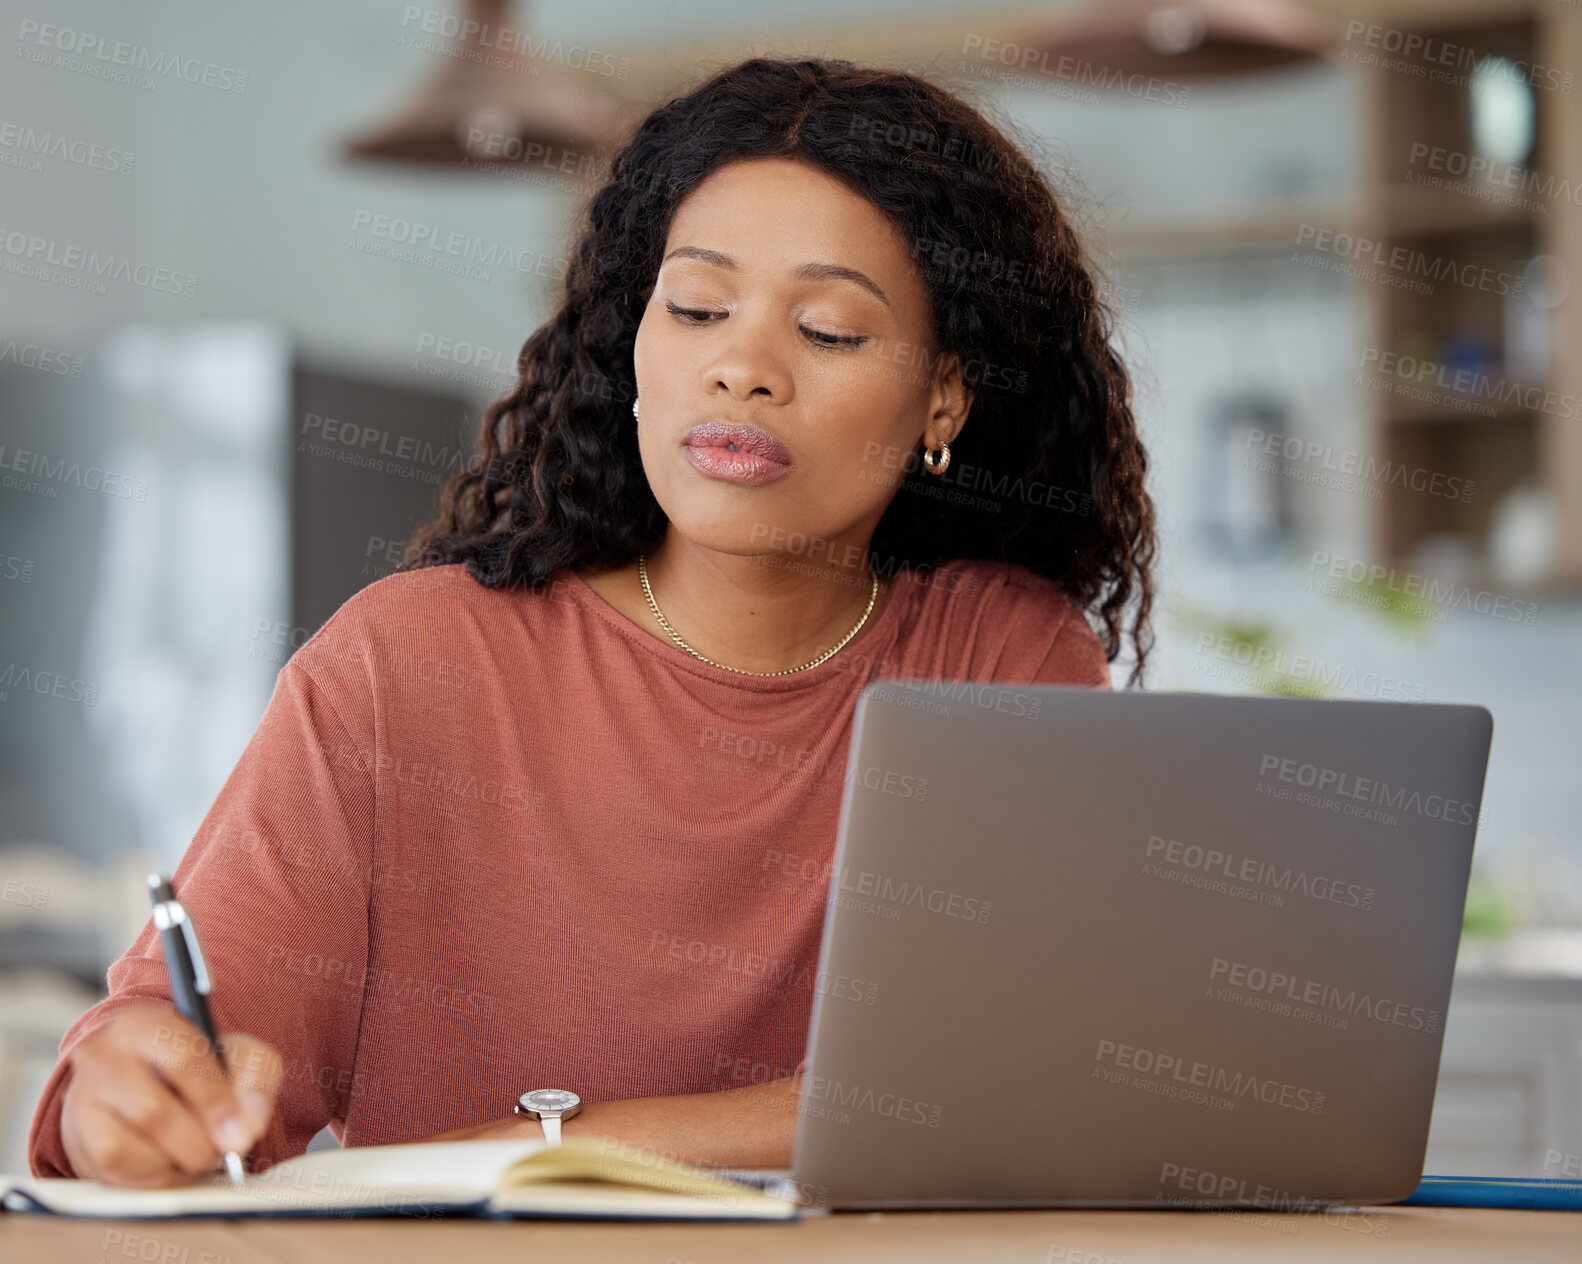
[{"left": 515, "top": 1088, "right": 582, "bottom": 1146}]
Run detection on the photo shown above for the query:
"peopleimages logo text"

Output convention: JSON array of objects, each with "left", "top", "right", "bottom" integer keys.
[
  {"left": 0, "top": 225, "right": 198, "bottom": 296},
  {"left": 1095, "top": 1039, "right": 1325, "bottom": 1114},
  {"left": 1259, "top": 755, "right": 1478, "bottom": 827},
  {"left": 1144, "top": 834, "right": 1375, "bottom": 910},
  {"left": 803, "top": 1074, "right": 943, "bottom": 1127},
  {"left": 1209, "top": 959, "right": 1440, "bottom": 1033}
]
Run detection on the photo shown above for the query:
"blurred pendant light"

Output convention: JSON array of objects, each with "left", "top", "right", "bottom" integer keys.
[
  {"left": 1027, "top": 0, "right": 1335, "bottom": 80},
  {"left": 342, "top": 0, "right": 628, "bottom": 170}
]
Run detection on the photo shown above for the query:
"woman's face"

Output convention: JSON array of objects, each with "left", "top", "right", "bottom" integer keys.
[{"left": 633, "top": 156, "right": 969, "bottom": 567}]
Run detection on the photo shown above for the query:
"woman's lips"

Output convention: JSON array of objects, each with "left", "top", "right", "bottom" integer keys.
[{"left": 682, "top": 421, "right": 793, "bottom": 486}]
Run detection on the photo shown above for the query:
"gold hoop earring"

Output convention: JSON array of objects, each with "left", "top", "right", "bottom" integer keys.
[
  {"left": 922, "top": 441, "right": 951, "bottom": 475},
  {"left": 632, "top": 396, "right": 640, "bottom": 424}
]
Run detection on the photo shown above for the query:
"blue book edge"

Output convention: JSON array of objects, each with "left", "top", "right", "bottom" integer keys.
[{"left": 1396, "top": 1174, "right": 1582, "bottom": 1210}]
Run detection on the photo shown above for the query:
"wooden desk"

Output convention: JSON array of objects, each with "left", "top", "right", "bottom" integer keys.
[{"left": 3, "top": 1206, "right": 1578, "bottom": 1264}]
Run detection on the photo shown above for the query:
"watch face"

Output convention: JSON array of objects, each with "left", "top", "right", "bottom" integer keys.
[{"left": 520, "top": 1088, "right": 580, "bottom": 1113}]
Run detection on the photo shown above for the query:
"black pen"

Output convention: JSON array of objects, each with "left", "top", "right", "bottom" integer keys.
[{"left": 147, "top": 873, "right": 247, "bottom": 1187}]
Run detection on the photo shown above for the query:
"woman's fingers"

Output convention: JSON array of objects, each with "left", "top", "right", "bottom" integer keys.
[
  {"left": 114, "top": 1010, "right": 253, "bottom": 1154},
  {"left": 67, "top": 1016, "right": 224, "bottom": 1177},
  {"left": 62, "top": 1091, "right": 194, "bottom": 1188},
  {"left": 60, "top": 1006, "right": 285, "bottom": 1186}
]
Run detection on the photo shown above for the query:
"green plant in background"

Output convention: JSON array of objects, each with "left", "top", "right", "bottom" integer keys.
[
  {"left": 1168, "top": 600, "right": 1330, "bottom": 698},
  {"left": 1461, "top": 867, "right": 1516, "bottom": 938},
  {"left": 1173, "top": 555, "right": 1442, "bottom": 697},
  {"left": 1331, "top": 570, "right": 1439, "bottom": 640}
]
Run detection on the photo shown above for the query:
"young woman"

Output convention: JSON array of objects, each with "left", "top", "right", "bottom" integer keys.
[{"left": 31, "top": 55, "right": 1154, "bottom": 1187}]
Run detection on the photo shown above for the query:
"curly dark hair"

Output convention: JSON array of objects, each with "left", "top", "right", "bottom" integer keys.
[{"left": 402, "top": 54, "right": 1156, "bottom": 682}]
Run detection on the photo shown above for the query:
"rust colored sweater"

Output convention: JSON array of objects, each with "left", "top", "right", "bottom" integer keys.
[{"left": 29, "top": 558, "right": 1109, "bottom": 1176}]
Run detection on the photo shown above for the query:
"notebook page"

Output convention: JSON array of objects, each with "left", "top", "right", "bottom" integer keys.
[
  {"left": 498, "top": 1140, "right": 790, "bottom": 1204},
  {"left": 3, "top": 1138, "right": 547, "bottom": 1218},
  {"left": 262, "top": 1137, "right": 547, "bottom": 1196}
]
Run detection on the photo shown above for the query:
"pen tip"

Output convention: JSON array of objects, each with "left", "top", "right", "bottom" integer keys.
[{"left": 224, "top": 1151, "right": 247, "bottom": 1187}]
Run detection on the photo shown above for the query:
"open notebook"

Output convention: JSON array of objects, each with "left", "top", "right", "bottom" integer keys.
[{"left": 1, "top": 1138, "right": 803, "bottom": 1221}]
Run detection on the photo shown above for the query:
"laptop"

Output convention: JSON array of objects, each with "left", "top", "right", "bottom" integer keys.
[{"left": 731, "top": 680, "right": 1493, "bottom": 1210}]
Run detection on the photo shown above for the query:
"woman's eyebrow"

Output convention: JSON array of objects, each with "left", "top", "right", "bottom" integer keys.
[{"left": 661, "top": 246, "right": 890, "bottom": 307}]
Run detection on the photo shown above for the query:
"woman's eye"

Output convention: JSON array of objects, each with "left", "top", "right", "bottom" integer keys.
[
  {"left": 801, "top": 326, "right": 868, "bottom": 350},
  {"left": 665, "top": 301, "right": 725, "bottom": 324}
]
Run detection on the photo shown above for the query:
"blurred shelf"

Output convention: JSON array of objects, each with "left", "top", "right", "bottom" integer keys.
[
  {"left": 1380, "top": 378, "right": 1551, "bottom": 423},
  {"left": 1377, "top": 180, "right": 1542, "bottom": 236},
  {"left": 1355, "top": 4, "right": 1581, "bottom": 581}
]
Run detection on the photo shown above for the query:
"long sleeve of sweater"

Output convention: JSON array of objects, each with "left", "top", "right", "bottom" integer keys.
[{"left": 29, "top": 660, "right": 376, "bottom": 1177}]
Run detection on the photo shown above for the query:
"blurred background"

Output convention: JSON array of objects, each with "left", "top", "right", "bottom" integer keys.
[{"left": 1, "top": 0, "right": 1578, "bottom": 1178}]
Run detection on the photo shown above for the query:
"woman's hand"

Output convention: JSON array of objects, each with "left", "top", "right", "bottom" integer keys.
[
  {"left": 59, "top": 1005, "right": 283, "bottom": 1187},
  {"left": 417, "top": 1073, "right": 805, "bottom": 1169}
]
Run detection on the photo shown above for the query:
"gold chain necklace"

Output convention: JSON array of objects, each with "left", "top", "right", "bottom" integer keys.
[{"left": 637, "top": 552, "right": 879, "bottom": 676}]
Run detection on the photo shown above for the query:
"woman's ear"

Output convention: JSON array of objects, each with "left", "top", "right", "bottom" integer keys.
[{"left": 925, "top": 350, "right": 973, "bottom": 449}]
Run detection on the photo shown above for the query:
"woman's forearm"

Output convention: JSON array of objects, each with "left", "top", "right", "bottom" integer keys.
[
  {"left": 562, "top": 1073, "right": 802, "bottom": 1168},
  {"left": 410, "top": 1073, "right": 803, "bottom": 1168}
]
